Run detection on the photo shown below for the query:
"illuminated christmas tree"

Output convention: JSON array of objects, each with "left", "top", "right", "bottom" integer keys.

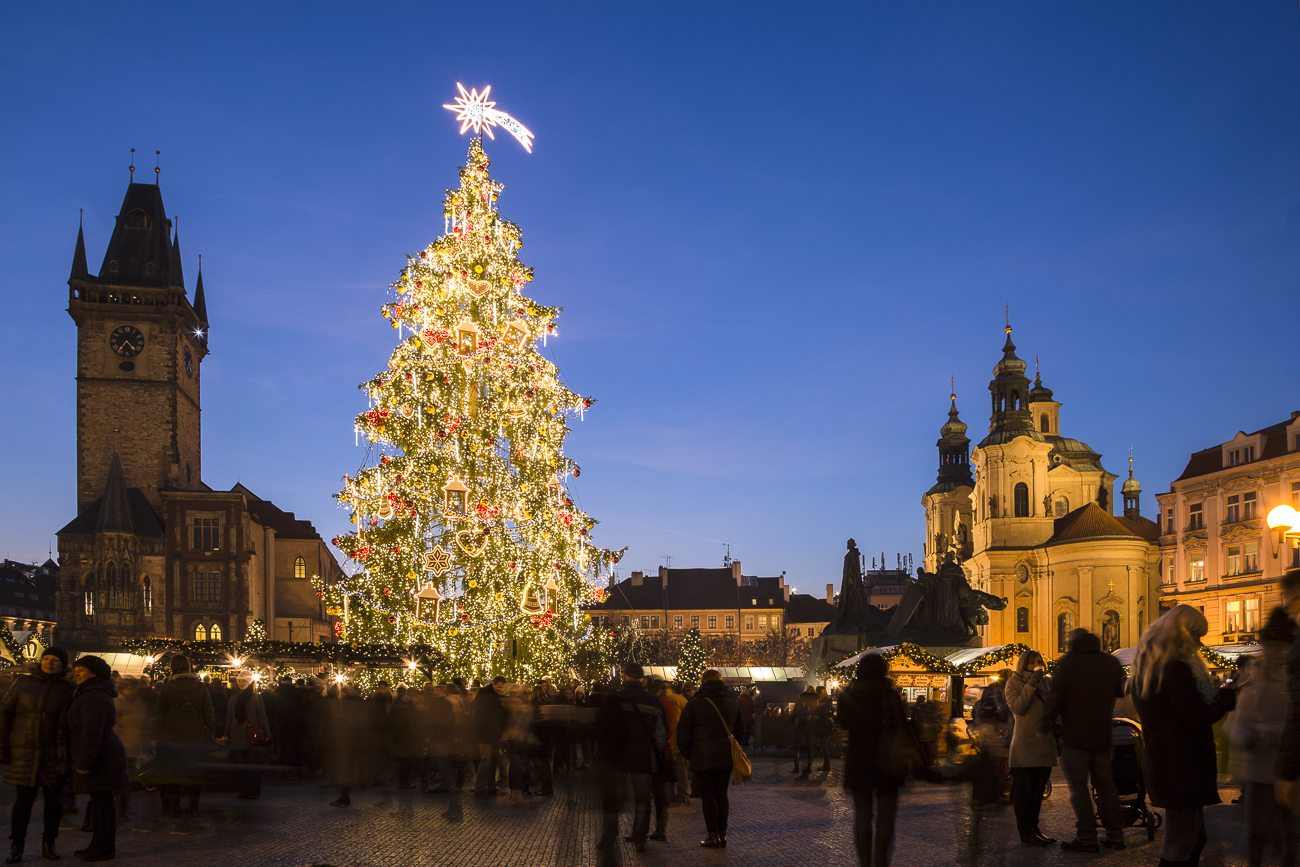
[
  {"left": 319, "top": 88, "right": 623, "bottom": 682},
  {"left": 677, "top": 627, "right": 707, "bottom": 684}
]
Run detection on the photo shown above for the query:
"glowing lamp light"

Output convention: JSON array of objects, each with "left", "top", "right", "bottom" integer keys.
[
  {"left": 193, "top": 328, "right": 204, "bottom": 338},
  {"left": 1268, "top": 505, "right": 1300, "bottom": 532},
  {"left": 334, "top": 675, "right": 346, "bottom": 684},
  {"left": 230, "top": 657, "right": 244, "bottom": 668},
  {"left": 251, "top": 673, "right": 261, "bottom": 682},
  {"left": 143, "top": 656, "right": 155, "bottom": 665},
  {"left": 407, "top": 660, "right": 419, "bottom": 671}
]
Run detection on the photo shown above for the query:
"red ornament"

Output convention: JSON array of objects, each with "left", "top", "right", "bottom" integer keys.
[
  {"left": 383, "top": 587, "right": 392, "bottom": 597},
  {"left": 572, "top": 469, "right": 580, "bottom": 477},
  {"left": 387, "top": 616, "right": 397, "bottom": 625}
]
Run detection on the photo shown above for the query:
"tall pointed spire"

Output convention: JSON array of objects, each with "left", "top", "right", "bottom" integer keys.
[
  {"left": 70, "top": 212, "right": 89, "bottom": 282},
  {"left": 929, "top": 382, "right": 974, "bottom": 494},
  {"left": 93, "top": 450, "right": 136, "bottom": 535},
  {"left": 1122, "top": 446, "right": 1143, "bottom": 519},
  {"left": 983, "top": 314, "right": 1035, "bottom": 441},
  {"left": 170, "top": 224, "right": 185, "bottom": 290},
  {"left": 193, "top": 255, "right": 208, "bottom": 324}
]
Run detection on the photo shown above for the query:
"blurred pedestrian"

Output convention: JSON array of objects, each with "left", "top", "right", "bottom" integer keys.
[
  {"left": 321, "top": 684, "right": 367, "bottom": 807},
  {"left": 574, "top": 685, "right": 594, "bottom": 770},
  {"left": 473, "top": 676, "right": 509, "bottom": 797},
  {"left": 1006, "top": 649, "right": 1056, "bottom": 847},
  {"left": 597, "top": 664, "right": 667, "bottom": 859},
  {"left": 1231, "top": 606, "right": 1297, "bottom": 867},
  {"left": 113, "top": 676, "right": 150, "bottom": 820},
  {"left": 1132, "top": 605, "right": 1238, "bottom": 867},
  {"left": 1037, "top": 628, "right": 1127, "bottom": 852},
  {"left": 264, "top": 676, "right": 304, "bottom": 779},
  {"left": 736, "top": 688, "right": 755, "bottom": 748},
  {"left": 365, "top": 681, "right": 394, "bottom": 785},
  {"left": 391, "top": 685, "right": 422, "bottom": 789},
  {"left": 814, "top": 687, "right": 834, "bottom": 772},
  {"left": 677, "top": 669, "right": 742, "bottom": 849},
  {"left": 791, "top": 686, "right": 816, "bottom": 776},
  {"left": 909, "top": 693, "right": 942, "bottom": 768},
  {"left": 0, "top": 647, "right": 73, "bottom": 862},
  {"left": 152, "top": 654, "right": 215, "bottom": 832},
  {"left": 222, "top": 672, "right": 271, "bottom": 799},
  {"left": 836, "top": 654, "right": 906, "bottom": 867},
  {"left": 67, "top": 656, "right": 128, "bottom": 863}
]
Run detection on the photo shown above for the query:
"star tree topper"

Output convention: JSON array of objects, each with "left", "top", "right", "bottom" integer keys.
[{"left": 443, "top": 83, "right": 535, "bottom": 152}]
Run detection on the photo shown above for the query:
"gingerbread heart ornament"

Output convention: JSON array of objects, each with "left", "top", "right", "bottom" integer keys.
[{"left": 456, "top": 529, "right": 488, "bottom": 557}]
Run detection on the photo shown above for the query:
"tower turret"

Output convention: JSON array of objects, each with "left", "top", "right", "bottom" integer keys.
[
  {"left": 1122, "top": 448, "right": 1142, "bottom": 519},
  {"left": 983, "top": 317, "right": 1036, "bottom": 441}
]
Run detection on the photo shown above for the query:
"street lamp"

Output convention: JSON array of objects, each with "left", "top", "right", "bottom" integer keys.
[{"left": 1267, "top": 505, "right": 1300, "bottom": 559}]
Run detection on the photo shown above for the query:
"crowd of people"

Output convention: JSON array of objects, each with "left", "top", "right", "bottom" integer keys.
[{"left": 10, "top": 573, "right": 1300, "bottom": 865}]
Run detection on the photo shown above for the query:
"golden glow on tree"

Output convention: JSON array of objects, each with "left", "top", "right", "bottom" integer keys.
[{"left": 318, "top": 136, "right": 622, "bottom": 682}]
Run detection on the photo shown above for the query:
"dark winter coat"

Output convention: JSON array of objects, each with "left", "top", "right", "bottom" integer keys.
[
  {"left": 66, "top": 678, "right": 129, "bottom": 794},
  {"left": 154, "top": 674, "right": 216, "bottom": 745},
  {"left": 1133, "top": 659, "right": 1236, "bottom": 808},
  {"left": 0, "top": 669, "right": 73, "bottom": 787},
  {"left": 676, "top": 680, "right": 743, "bottom": 772},
  {"left": 390, "top": 696, "right": 422, "bottom": 759},
  {"left": 836, "top": 674, "right": 906, "bottom": 792},
  {"left": 598, "top": 681, "right": 668, "bottom": 774},
  {"left": 1276, "top": 635, "right": 1300, "bottom": 782},
  {"left": 320, "top": 692, "right": 367, "bottom": 788},
  {"left": 1037, "top": 631, "right": 1127, "bottom": 750},
  {"left": 474, "top": 686, "right": 509, "bottom": 744},
  {"left": 224, "top": 687, "right": 271, "bottom": 750}
]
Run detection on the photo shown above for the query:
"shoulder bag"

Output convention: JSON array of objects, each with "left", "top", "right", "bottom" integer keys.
[{"left": 703, "top": 697, "right": 752, "bottom": 784}]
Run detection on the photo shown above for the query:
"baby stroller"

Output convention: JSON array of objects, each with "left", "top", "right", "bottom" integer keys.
[{"left": 1097, "top": 718, "right": 1161, "bottom": 840}]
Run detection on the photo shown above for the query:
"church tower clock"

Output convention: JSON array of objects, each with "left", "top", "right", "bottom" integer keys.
[{"left": 66, "top": 175, "right": 209, "bottom": 512}]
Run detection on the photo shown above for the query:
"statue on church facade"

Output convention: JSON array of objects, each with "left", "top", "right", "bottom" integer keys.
[{"left": 1101, "top": 610, "right": 1121, "bottom": 653}]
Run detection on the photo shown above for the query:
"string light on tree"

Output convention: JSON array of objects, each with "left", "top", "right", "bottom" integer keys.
[
  {"left": 677, "top": 627, "right": 707, "bottom": 685},
  {"left": 318, "top": 85, "right": 624, "bottom": 682}
]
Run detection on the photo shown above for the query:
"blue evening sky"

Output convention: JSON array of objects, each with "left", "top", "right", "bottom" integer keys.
[{"left": 2, "top": 3, "right": 1299, "bottom": 593}]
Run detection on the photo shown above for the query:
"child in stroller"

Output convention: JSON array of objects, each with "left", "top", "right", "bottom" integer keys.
[{"left": 1097, "top": 718, "right": 1161, "bottom": 840}]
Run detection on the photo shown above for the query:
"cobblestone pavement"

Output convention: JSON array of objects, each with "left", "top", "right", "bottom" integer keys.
[{"left": 2, "top": 756, "right": 1253, "bottom": 866}]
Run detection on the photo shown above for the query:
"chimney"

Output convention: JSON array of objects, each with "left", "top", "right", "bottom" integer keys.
[
  {"left": 826, "top": 583, "right": 834, "bottom": 604},
  {"left": 657, "top": 565, "right": 667, "bottom": 585},
  {"left": 783, "top": 585, "right": 790, "bottom": 602},
  {"left": 731, "top": 561, "right": 742, "bottom": 586},
  {"left": 630, "top": 571, "right": 644, "bottom": 587}
]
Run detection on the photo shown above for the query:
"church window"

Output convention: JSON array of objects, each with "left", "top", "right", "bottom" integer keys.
[
  {"left": 294, "top": 556, "right": 306, "bottom": 579},
  {"left": 194, "top": 517, "right": 220, "bottom": 551},
  {"left": 105, "top": 563, "right": 117, "bottom": 608},
  {"left": 1014, "top": 483, "right": 1029, "bottom": 518},
  {"left": 1243, "top": 492, "right": 1257, "bottom": 520},
  {"left": 1188, "top": 503, "right": 1203, "bottom": 530},
  {"left": 1010, "top": 390, "right": 1020, "bottom": 411},
  {"left": 124, "top": 209, "right": 151, "bottom": 229},
  {"left": 1017, "top": 564, "right": 1030, "bottom": 584},
  {"left": 194, "top": 572, "right": 221, "bottom": 603},
  {"left": 83, "top": 576, "right": 95, "bottom": 616},
  {"left": 1225, "top": 600, "right": 1242, "bottom": 633},
  {"left": 1245, "top": 598, "right": 1260, "bottom": 631},
  {"left": 194, "top": 623, "right": 207, "bottom": 641},
  {"left": 1054, "top": 496, "right": 1070, "bottom": 517},
  {"left": 144, "top": 262, "right": 155, "bottom": 275},
  {"left": 108, "top": 260, "right": 118, "bottom": 274},
  {"left": 142, "top": 576, "right": 152, "bottom": 613},
  {"left": 1015, "top": 607, "right": 1029, "bottom": 633},
  {"left": 209, "top": 623, "right": 222, "bottom": 641},
  {"left": 1189, "top": 555, "right": 1205, "bottom": 583},
  {"left": 1057, "top": 612, "right": 1072, "bottom": 653}
]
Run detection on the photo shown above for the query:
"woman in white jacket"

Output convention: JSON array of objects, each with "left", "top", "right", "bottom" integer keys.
[{"left": 1005, "top": 650, "right": 1057, "bottom": 847}]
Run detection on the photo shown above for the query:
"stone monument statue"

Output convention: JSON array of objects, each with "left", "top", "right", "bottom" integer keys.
[{"left": 824, "top": 538, "right": 871, "bottom": 634}]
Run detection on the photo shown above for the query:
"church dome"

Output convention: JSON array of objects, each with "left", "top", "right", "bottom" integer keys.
[
  {"left": 992, "top": 330, "right": 1027, "bottom": 377},
  {"left": 940, "top": 394, "right": 967, "bottom": 438},
  {"left": 1121, "top": 474, "right": 1141, "bottom": 495}
]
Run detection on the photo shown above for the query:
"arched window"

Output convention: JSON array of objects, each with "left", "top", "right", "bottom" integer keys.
[
  {"left": 1010, "top": 390, "right": 1020, "bottom": 410},
  {"left": 1016, "top": 607, "right": 1029, "bottom": 633},
  {"left": 1014, "top": 482, "right": 1030, "bottom": 517},
  {"left": 124, "top": 209, "right": 151, "bottom": 229},
  {"left": 105, "top": 563, "right": 117, "bottom": 608},
  {"left": 1040, "top": 413, "right": 1050, "bottom": 433},
  {"left": 209, "top": 623, "right": 222, "bottom": 641},
  {"left": 83, "top": 575, "right": 95, "bottom": 616},
  {"left": 194, "top": 623, "right": 207, "bottom": 641},
  {"left": 1101, "top": 610, "right": 1121, "bottom": 653},
  {"left": 294, "top": 556, "right": 306, "bottom": 579},
  {"left": 1054, "top": 496, "right": 1070, "bottom": 518},
  {"left": 1057, "top": 612, "right": 1073, "bottom": 653},
  {"left": 142, "top": 576, "right": 152, "bottom": 613},
  {"left": 144, "top": 262, "right": 155, "bottom": 275}
]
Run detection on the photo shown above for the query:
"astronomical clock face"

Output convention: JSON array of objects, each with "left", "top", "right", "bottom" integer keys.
[
  {"left": 184, "top": 344, "right": 193, "bottom": 377},
  {"left": 109, "top": 325, "right": 144, "bottom": 358}
]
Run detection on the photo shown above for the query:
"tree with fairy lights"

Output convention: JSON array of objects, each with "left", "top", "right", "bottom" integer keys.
[
  {"left": 319, "top": 85, "right": 624, "bottom": 682},
  {"left": 677, "top": 628, "right": 707, "bottom": 685}
]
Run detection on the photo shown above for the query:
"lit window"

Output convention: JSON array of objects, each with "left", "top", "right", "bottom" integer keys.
[
  {"left": 194, "top": 623, "right": 207, "bottom": 641},
  {"left": 1190, "top": 555, "right": 1205, "bottom": 582},
  {"left": 620, "top": 616, "right": 629, "bottom": 626},
  {"left": 294, "top": 556, "right": 306, "bottom": 578},
  {"left": 673, "top": 616, "right": 682, "bottom": 629},
  {"left": 1245, "top": 598, "right": 1261, "bottom": 632},
  {"left": 209, "top": 623, "right": 222, "bottom": 641},
  {"left": 758, "top": 615, "right": 768, "bottom": 630},
  {"left": 745, "top": 616, "right": 754, "bottom": 630},
  {"left": 726, "top": 615, "right": 734, "bottom": 629},
  {"left": 1057, "top": 612, "right": 1073, "bottom": 653},
  {"left": 194, "top": 517, "right": 220, "bottom": 551},
  {"left": 690, "top": 615, "right": 699, "bottom": 629},
  {"left": 1225, "top": 600, "right": 1242, "bottom": 633},
  {"left": 1226, "top": 546, "right": 1241, "bottom": 577},
  {"left": 650, "top": 615, "right": 659, "bottom": 629},
  {"left": 83, "top": 575, "right": 95, "bottom": 616},
  {"left": 142, "top": 576, "right": 152, "bottom": 613},
  {"left": 1243, "top": 492, "right": 1257, "bottom": 520},
  {"left": 640, "top": 616, "right": 648, "bottom": 629},
  {"left": 1245, "top": 542, "right": 1259, "bottom": 573},
  {"left": 708, "top": 615, "right": 716, "bottom": 629},
  {"left": 1226, "top": 495, "right": 1240, "bottom": 524}
]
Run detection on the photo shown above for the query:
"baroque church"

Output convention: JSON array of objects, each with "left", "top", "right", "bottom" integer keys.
[
  {"left": 921, "top": 323, "right": 1161, "bottom": 656},
  {"left": 55, "top": 171, "right": 341, "bottom": 653}
]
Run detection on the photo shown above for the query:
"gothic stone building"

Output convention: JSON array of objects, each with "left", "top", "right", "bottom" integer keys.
[
  {"left": 55, "top": 176, "right": 341, "bottom": 653},
  {"left": 921, "top": 324, "right": 1161, "bottom": 656}
]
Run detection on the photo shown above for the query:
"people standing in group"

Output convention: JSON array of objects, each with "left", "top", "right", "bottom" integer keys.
[
  {"left": 836, "top": 654, "right": 907, "bottom": 867},
  {"left": 473, "top": 676, "right": 509, "bottom": 797},
  {"left": 1005, "top": 649, "right": 1057, "bottom": 847},
  {"left": 791, "top": 686, "right": 816, "bottom": 777},
  {"left": 1036, "top": 628, "right": 1127, "bottom": 853},
  {"left": 1230, "top": 606, "right": 1298, "bottom": 867},
  {"left": 223, "top": 672, "right": 271, "bottom": 800},
  {"left": 573, "top": 685, "right": 595, "bottom": 770},
  {"left": 596, "top": 664, "right": 667, "bottom": 859},
  {"left": 66, "top": 656, "right": 129, "bottom": 863},
  {"left": 676, "top": 669, "right": 743, "bottom": 850},
  {"left": 527, "top": 684, "right": 555, "bottom": 798},
  {"left": 0, "top": 647, "right": 73, "bottom": 863},
  {"left": 1131, "top": 605, "right": 1238, "bottom": 867},
  {"left": 152, "top": 655, "right": 215, "bottom": 833}
]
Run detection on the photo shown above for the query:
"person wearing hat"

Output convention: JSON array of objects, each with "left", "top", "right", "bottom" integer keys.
[
  {"left": 0, "top": 647, "right": 74, "bottom": 863},
  {"left": 67, "top": 655, "right": 128, "bottom": 862}
]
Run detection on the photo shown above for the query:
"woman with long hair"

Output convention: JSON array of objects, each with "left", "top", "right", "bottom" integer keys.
[
  {"left": 1005, "top": 649, "right": 1056, "bottom": 846},
  {"left": 1130, "top": 604, "right": 1238, "bottom": 867}
]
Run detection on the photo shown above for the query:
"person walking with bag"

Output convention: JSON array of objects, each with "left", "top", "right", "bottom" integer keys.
[
  {"left": 676, "top": 669, "right": 744, "bottom": 849},
  {"left": 1005, "top": 649, "right": 1057, "bottom": 847},
  {"left": 1132, "top": 604, "right": 1238, "bottom": 867},
  {"left": 0, "top": 647, "right": 74, "bottom": 862},
  {"left": 66, "top": 656, "right": 129, "bottom": 863},
  {"left": 836, "top": 653, "right": 908, "bottom": 867},
  {"left": 222, "top": 672, "right": 271, "bottom": 800},
  {"left": 151, "top": 654, "right": 215, "bottom": 832}
]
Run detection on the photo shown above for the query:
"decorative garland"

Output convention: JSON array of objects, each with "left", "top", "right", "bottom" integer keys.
[
  {"left": 118, "top": 637, "right": 445, "bottom": 668},
  {"left": 815, "top": 642, "right": 1053, "bottom": 683}
]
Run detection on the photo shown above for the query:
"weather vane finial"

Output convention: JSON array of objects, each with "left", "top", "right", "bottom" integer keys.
[
  {"left": 950, "top": 376, "right": 955, "bottom": 402},
  {"left": 443, "top": 83, "right": 535, "bottom": 153},
  {"left": 1129, "top": 446, "right": 1134, "bottom": 477},
  {"left": 1005, "top": 303, "right": 1011, "bottom": 334}
]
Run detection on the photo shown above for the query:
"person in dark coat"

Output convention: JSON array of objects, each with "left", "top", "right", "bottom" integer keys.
[
  {"left": 1036, "top": 628, "right": 1127, "bottom": 852},
  {"left": 67, "top": 656, "right": 128, "bottom": 863},
  {"left": 152, "top": 654, "right": 215, "bottom": 830},
  {"left": 1131, "top": 604, "right": 1238, "bottom": 867},
  {"left": 390, "top": 685, "right": 422, "bottom": 789},
  {"left": 473, "top": 677, "right": 509, "bottom": 796},
  {"left": 222, "top": 672, "right": 271, "bottom": 799},
  {"left": 0, "top": 647, "right": 73, "bottom": 863},
  {"left": 1274, "top": 570, "right": 1300, "bottom": 819},
  {"left": 597, "top": 664, "right": 667, "bottom": 859},
  {"left": 836, "top": 653, "right": 907, "bottom": 867},
  {"left": 264, "top": 677, "right": 304, "bottom": 779},
  {"left": 676, "top": 669, "right": 742, "bottom": 849},
  {"left": 321, "top": 684, "right": 367, "bottom": 807}
]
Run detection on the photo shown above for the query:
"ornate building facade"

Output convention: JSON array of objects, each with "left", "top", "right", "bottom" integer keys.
[
  {"left": 55, "top": 174, "right": 340, "bottom": 652},
  {"left": 921, "top": 324, "right": 1161, "bottom": 656},
  {"left": 1155, "top": 412, "right": 1300, "bottom": 643}
]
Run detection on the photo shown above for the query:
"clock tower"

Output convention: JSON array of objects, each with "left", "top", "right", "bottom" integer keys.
[{"left": 67, "top": 178, "right": 209, "bottom": 512}]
